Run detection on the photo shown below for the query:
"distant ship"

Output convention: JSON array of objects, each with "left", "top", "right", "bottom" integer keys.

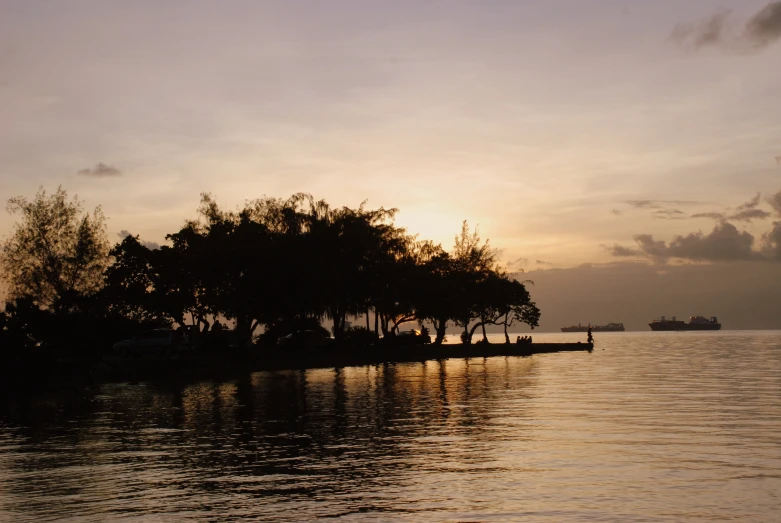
[
  {"left": 648, "top": 316, "right": 721, "bottom": 331},
  {"left": 561, "top": 322, "right": 625, "bottom": 333}
]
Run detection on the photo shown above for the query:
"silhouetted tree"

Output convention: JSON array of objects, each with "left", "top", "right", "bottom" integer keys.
[
  {"left": 3, "top": 187, "right": 543, "bottom": 354},
  {"left": 1, "top": 187, "right": 109, "bottom": 310},
  {"left": 449, "top": 221, "right": 498, "bottom": 344},
  {"left": 104, "top": 235, "right": 163, "bottom": 323}
]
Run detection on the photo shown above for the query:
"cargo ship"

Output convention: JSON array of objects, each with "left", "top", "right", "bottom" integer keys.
[
  {"left": 561, "top": 322, "right": 625, "bottom": 333},
  {"left": 648, "top": 316, "right": 721, "bottom": 331}
]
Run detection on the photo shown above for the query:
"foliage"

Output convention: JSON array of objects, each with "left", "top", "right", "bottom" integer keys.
[
  {"left": 3, "top": 187, "right": 541, "bottom": 352},
  {"left": 1, "top": 187, "right": 109, "bottom": 309}
]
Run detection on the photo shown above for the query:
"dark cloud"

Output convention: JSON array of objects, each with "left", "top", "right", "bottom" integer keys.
[
  {"left": 728, "top": 208, "right": 772, "bottom": 222},
  {"left": 117, "top": 230, "right": 160, "bottom": 250},
  {"left": 611, "top": 223, "right": 762, "bottom": 262},
  {"left": 625, "top": 199, "right": 701, "bottom": 209},
  {"left": 652, "top": 209, "right": 685, "bottom": 219},
  {"left": 535, "top": 260, "right": 553, "bottom": 266},
  {"left": 775, "top": 155, "right": 781, "bottom": 165},
  {"left": 673, "top": 1, "right": 781, "bottom": 52},
  {"left": 671, "top": 10, "right": 732, "bottom": 48},
  {"left": 611, "top": 209, "right": 622, "bottom": 216},
  {"left": 632, "top": 234, "right": 672, "bottom": 259},
  {"left": 603, "top": 244, "right": 641, "bottom": 257},
  {"left": 689, "top": 192, "right": 771, "bottom": 222},
  {"left": 666, "top": 223, "right": 757, "bottom": 261},
  {"left": 768, "top": 189, "right": 781, "bottom": 216},
  {"left": 746, "top": 1, "right": 781, "bottom": 48},
  {"left": 691, "top": 212, "right": 726, "bottom": 220},
  {"left": 78, "top": 162, "right": 122, "bottom": 177},
  {"left": 736, "top": 193, "right": 761, "bottom": 211},
  {"left": 611, "top": 188, "right": 781, "bottom": 263}
]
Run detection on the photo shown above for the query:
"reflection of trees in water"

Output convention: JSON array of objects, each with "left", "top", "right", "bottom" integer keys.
[
  {"left": 0, "top": 357, "right": 538, "bottom": 518},
  {"left": 0, "top": 384, "right": 187, "bottom": 519}
]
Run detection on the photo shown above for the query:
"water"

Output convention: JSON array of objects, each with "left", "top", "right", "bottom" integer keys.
[{"left": 1, "top": 331, "right": 780, "bottom": 522}]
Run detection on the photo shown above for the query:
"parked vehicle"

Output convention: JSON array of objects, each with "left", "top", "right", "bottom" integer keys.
[
  {"left": 382, "top": 329, "right": 431, "bottom": 346},
  {"left": 111, "top": 329, "right": 179, "bottom": 360}
]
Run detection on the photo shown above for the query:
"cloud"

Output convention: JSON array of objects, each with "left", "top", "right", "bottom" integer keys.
[
  {"left": 666, "top": 223, "right": 757, "bottom": 261},
  {"left": 671, "top": 10, "right": 732, "bottom": 49},
  {"left": 509, "top": 257, "right": 529, "bottom": 268},
  {"left": 768, "top": 189, "right": 781, "bottom": 216},
  {"left": 691, "top": 212, "right": 726, "bottom": 220},
  {"left": 736, "top": 192, "right": 761, "bottom": 211},
  {"left": 603, "top": 244, "right": 641, "bottom": 257},
  {"left": 611, "top": 223, "right": 762, "bottom": 262},
  {"left": 611, "top": 188, "right": 781, "bottom": 263},
  {"left": 632, "top": 234, "right": 672, "bottom": 259},
  {"left": 117, "top": 230, "right": 160, "bottom": 250},
  {"left": 728, "top": 208, "right": 772, "bottom": 222},
  {"left": 689, "top": 192, "right": 772, "bottom": 221},
  {"left": 78, "top": 162, "right": 122, "bottom": 177},
  {"left": 746, "top": 1, "right": 781, "bottom": 48},
  {"left": 776, "top": 155, "right": 781, "bottom": 165},
  {"left": 535, "top": 259, "right": 553, "bottom": 266},
  {"left": 672, "top": 1, "right": 781, "bottom": 53},
  {"left": 652, "top": 209, "right": 685, "bottom": 219},
  {"left": 611, "top": 209, "right": 622, "bottom": 216},
  {"left": 625, "top": 199, "right": 701, "bottom": 209}
]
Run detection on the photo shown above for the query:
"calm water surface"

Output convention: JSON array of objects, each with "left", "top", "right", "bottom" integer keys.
[{"left": 1, "top": 331, "right": 780, "bottom": 522}]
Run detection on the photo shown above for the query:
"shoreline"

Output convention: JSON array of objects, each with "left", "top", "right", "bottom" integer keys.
[{"left": 1, "top": 342, "right": 594, "bottom": 391}]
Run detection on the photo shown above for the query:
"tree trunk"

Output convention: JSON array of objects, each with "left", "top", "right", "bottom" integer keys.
[
  {"left": 374, "top": 309, "right": 379, "bottom": 336},
  {"left": 462, "top": 319, "right": 470, "bottom": 345},
  {"left": 392, "top": 314, "right": 416, "bottom": 333},
  {"left": 236, "top": 315, "right": 251, "bottom": 345},
  {"left": 432, "top": 318, "right": 447, "bottom": 345},
  {"left": 481, "top": 322, "right": 487, "bottom": 342},
  {"left": 332, "top": 308, "right": 346, "bottom": 341},
  {"left": 466, "top": 321, "right": 485, "bottom": 345},
  {"left": 366, "top": 307, "right": 370, "bottom": 330},
  {"left": 503, "top": 314, "right": 510, "bottom": 344}
]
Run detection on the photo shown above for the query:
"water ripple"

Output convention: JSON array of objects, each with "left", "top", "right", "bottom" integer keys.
[{"left": 1, "top": 331, "right": 780, "bottom": 521}]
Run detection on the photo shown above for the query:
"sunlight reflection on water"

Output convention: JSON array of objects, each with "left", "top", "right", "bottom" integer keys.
[{"left": 1, "top": 331, "right": 780, "bottom": 522}]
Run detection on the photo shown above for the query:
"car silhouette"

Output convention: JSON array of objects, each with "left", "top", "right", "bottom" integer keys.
[
  {"left": 383, "top": 329, "right": 431, "bottom": 346},
  {"left": 111, "top": 328, "right": 178, "bottom": 360}
]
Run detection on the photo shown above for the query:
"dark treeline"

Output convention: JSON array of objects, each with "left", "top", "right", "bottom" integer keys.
[{"left": 0, "top": 187, "right": 539, "bottom": 357}]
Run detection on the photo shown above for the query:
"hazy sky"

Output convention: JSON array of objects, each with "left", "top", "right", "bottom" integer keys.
[{"left": 1, "top": 1, "right": 780, "bottom": 328}]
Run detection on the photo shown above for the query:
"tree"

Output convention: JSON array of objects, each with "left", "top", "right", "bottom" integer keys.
[
  {"left": 414, "top": 248, "right": 457, "bottom": 344},
  {"left": 449, "top": 221, "right": 498, "bottom": 344},
  {"left": 104, "top": 235, "right": 167, "bottom": 323},
  {"left": 1, "top": 186, "right": 109, "bottom": 309}
]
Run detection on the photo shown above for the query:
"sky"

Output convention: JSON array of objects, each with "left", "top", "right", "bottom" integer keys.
[{"left": 1, "top": 0, "right": 780, "bottom": 329}]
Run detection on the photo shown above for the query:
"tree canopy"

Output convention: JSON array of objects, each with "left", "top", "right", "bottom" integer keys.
[
  {"left": 1, "top": 187, "right": 109, "bottom": 309},
  {"left": 2, "top": 188, "right": 540, "bottom": 350}
]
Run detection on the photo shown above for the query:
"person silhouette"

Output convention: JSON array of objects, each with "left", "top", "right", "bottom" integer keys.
[{"left": 587, "top": 327, "right": 593, "bottom": 344}]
